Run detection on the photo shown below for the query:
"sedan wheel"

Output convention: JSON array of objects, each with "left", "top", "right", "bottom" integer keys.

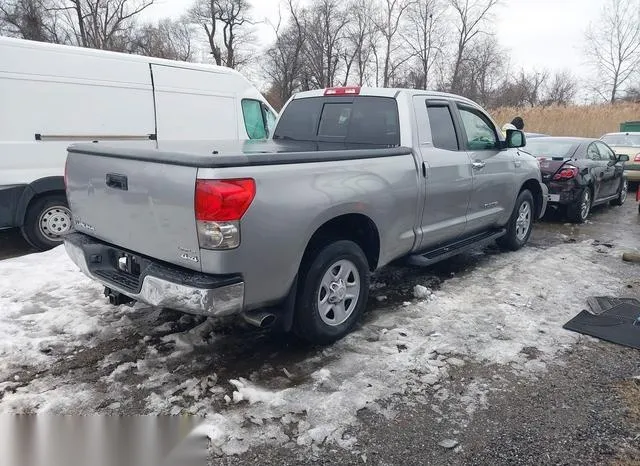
[{"left": 568, "top": 188, "right": 592, "bottom": 224}]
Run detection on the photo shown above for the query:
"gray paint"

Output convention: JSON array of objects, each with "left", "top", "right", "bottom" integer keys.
[{"left": 65, "top": 88, "right": 547, "bottom": 315}]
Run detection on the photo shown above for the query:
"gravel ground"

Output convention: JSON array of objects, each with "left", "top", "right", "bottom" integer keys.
[{"left": 2, "top": 198, "right": 640, "bottom": 465}]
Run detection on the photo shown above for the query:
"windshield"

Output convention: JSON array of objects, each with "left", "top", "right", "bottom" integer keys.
[
  {"left": 601, "top": 134, "right": 640, "bottom": 147},
  {"left": 273, "top": 96, "right": 400, "bottom": 146},
  {"left": 524, "top": 139, "right": 577, "bottom": 158}
]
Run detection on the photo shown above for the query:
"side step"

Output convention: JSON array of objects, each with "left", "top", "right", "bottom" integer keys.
[{"left": 407, "top": 229, "right": 506, "bottom": 267}]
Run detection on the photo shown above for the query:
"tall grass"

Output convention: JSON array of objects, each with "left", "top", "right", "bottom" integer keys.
[{"left": 490, "top": 103, "right": 640, "bottom": 138}]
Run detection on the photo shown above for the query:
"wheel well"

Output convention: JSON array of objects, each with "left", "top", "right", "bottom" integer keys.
[
  {"left": 302, "top": 214, "right": 380, "bottom": 271},
  {"left": 520, "top": 179, "right": 543, "bottom": 218},
  {"left": 23, "top": 190, "right": 67, "bottom": 222}
]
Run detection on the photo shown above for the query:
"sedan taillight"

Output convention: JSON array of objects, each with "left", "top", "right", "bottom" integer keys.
[{"left": 553, "top": 165, "right": 579, "bottom": 181}]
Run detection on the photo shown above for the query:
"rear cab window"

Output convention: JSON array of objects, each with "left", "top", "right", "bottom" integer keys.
[
  {"left": 426, "top": 103, "right": 459, "bottom": 151},
  {"left": 273, "top": 96, "right": 400, "bottom": 146}
]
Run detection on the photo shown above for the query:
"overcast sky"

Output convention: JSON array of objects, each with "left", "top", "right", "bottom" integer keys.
[{"left": 141, "top": 0, "right": 605, "bottom": 88}]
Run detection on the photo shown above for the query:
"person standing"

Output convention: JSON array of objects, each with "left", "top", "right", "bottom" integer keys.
[{"left": 510, "top": 116, "right": 524, "bottom": 131}]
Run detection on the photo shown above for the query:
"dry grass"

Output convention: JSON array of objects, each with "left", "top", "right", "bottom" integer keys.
[{"left": 490, "top": 103, "right": 640, "bottom": 138}]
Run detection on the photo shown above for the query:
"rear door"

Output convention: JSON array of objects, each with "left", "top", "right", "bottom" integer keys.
[
  {"left": 595, "top": 141, "right": 622, "bottom": 197},
  {"left": 413, "top": 97, "right": 472, "bottom": 250},
  {"left": 455, "top": 103, "right": 516, "bottom": 234}
]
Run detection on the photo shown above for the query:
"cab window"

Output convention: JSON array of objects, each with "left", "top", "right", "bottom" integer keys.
[
  {"left": 457, "top": 106, "right": 498, "bottom": 151},
  {"left": 241, "top": 99, "right": 268, "bottom": 139}
]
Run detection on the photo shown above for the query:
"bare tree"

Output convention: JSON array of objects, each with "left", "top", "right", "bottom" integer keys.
[
  {"left": 263, "top": 0, "right": 307, "bottom": 106},
  {"left": 130, "top": 18, "right": 193, "bottom": 61},
  {"left": 189, "top": 0, "right": 252, "bottom": 68},
  {"left": 447, "top": 0, "right": 499, "bottom": 94},
  {"left": 50, "top": 0, "right": 153, "bottom": 50},
  {"left": 542, "top": 70, "right": 577, "bottom": 106},
  {"left": 341, "top": 0, "right": 378, "bottom": 85},
  {"left": 0, "top": 0, "right": 69, "bottom": 42},
  {"left": 584, "top": 0, "right": 640, "bottom": 103},
  {"left": 375, "top": 0, "right": 414, "bottom": 87},
  {"left": 403, "top": 0, "right": 447, "bottom": 89},
  {"left": 302, "top": 0, "right": 350, "bottom": 88}
]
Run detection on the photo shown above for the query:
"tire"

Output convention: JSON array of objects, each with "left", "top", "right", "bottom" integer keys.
[
  {"left": 567, "top": 187, "right": 592, "bottom": 224},
  {"left": 20, "top": 194, "right": 72, "bottom": 251},
  {"left": 497, "top": 189, "right": 534, "bottom": 251},
  {"left": 610, "top": 178, "right": 628, "bottom": 206},
  {"left": 293, "top": 240, "right": 370, "bottom": 345}
]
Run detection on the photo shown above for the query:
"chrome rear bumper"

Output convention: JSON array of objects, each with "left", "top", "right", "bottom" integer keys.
[{"left": 64, "top": 233, "right": 244, "bottom": 317}]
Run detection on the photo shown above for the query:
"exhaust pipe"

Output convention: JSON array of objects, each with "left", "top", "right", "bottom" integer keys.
[{"left": 242, "top": 310, "right": 276, "bottom": 328}]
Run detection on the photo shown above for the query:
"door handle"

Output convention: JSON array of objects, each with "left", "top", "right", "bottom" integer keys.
[
  {"left": 106, "top": 173, "right": 128, "bottom": 191},
  {"left": 472, "top": 161, "right": 486, "bottom": 170}
]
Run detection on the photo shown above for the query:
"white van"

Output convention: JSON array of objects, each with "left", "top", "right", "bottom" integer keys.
[{"left": 0, "top": 37, "right": 277, "bottom": 250}]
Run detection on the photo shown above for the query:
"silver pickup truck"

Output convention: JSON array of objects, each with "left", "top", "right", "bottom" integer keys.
[{"left": 64, "top": 87, "right": 548, "bottom": 344}]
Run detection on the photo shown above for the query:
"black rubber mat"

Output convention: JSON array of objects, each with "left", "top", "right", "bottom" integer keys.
[
  {"left": 586, "top": 296, "right": 640, "bottom": 314},
  {"left": 564, "top": 301, "right": 640, "bottom": 350}
]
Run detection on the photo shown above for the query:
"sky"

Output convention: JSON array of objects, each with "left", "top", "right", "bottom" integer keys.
[{"left": 141, "top": 0, "right": 606, "bottom": 90}]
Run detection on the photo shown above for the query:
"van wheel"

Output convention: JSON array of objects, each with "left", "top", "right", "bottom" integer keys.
[
  {"left": 293, "top": 240, "right": 370, "bottom": 345},
  {"left": 21, "top": 194, "right": 72, "bottom": 251},
  {"left": 497, "top": 189, "right": 534, "bottom": 251}
]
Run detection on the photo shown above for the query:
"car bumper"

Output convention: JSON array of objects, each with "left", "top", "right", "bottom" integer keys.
[
  {"left": 543, "top": 180, "right": 582, "bottom": 206},
  {"left": 624, "top": 169, "right": 640, "bottom": 182},
  {"left": 64, "top": 233, "right": 244, "bottom": 317},
  {"left": 539, "top": 182, "right": 549, "bottom": 218}
]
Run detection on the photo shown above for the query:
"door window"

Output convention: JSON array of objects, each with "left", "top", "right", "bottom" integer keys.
[
  {"left": 263, "top": 105, "right": 277, "bottom": 137},
  {"left": 586, "top": 142, "right": 601, "bottom": 160},
  {"left": 595, "top": 141, "right": 616, "bottom": 162},
  {"left": 426, "top": 104, "right": 459, "bottom": 151},
  {"left": 241, "top": 99, "right": 268, "bottom": 139},
  {"left": 457, "top": 107, "right": 498, "bottom": 151}
]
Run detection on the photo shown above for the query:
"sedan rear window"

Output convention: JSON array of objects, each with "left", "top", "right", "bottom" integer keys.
[
  {"left": 273, "top": 96, "right": 400, "bottom": 146},
  {"left": 601, "top": 134, "right": 640, "bottom": 147},
  {"left": 525, "top": 140, "right": 577, "bottom": 158}
]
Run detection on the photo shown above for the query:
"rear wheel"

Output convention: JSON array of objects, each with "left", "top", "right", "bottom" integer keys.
[
  {"left": 21, "top": 194, "right": 72, "bottom": 251},
  {"left": 567, "top": 188, "right": 592, "bottom": 224},
  {"left": 293, "top": 240, "right": 370, "bottom": 345},
  {"left": 497, "top": 189, "right": 534, "bottom": 251},
  {"left": 610, "top": 178, "right": 628, "bottom": 206}
]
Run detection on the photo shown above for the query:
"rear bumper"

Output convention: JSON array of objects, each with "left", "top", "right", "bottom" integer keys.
[
  {"left": 542, "top": 180, "right": 582, "bottom": 205},
  {"left": 64, "top": 233, "right": 244, "bottom": 317}
]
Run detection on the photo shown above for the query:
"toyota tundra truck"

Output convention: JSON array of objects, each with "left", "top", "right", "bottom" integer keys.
[{"left": 63, "top": 87, "right": 548, "bottom": 344}]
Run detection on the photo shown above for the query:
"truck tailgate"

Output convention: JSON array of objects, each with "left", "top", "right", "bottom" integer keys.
[{"left": 66, "top": 150, "right": 201, "bottom": 271}]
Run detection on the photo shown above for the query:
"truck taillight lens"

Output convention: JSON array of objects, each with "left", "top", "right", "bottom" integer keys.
[
  {"left": 553, "top": 166, "right": 579, "bottom": 181},
  {"left": 195, "top": 179, "right": 255, "bottom": 250}
]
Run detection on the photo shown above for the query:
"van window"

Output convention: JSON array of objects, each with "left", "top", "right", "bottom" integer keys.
[
  {"left": 426, "top": 104, "right": 459, "bottom": 151},
  {"left": 242, "top": 99, "right": 268, "bottom": 139},
  {"left": 273, "top": 96, "right": 400, "bottom": 146}
]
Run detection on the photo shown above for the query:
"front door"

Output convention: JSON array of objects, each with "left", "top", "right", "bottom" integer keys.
[
  {"left": 413, "top": 97, "right": 473, "bottom": 250},
  {"left": 455, "top": 104, "right": 517, "bottom": 234},
  {"left": 595, "top": 141, "right": 623, "bottom": 197}
]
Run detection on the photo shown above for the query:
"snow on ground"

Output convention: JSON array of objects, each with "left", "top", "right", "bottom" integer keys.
[{"left": 0, "top": 240, "right": 628, "bottom": 455}]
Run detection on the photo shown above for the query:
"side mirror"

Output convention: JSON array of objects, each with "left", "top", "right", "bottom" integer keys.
[
  {"left": 617, "top": 154, "right": 630, "bottom": 162},
  {"left": 506, "top": 129, "right": 526, "bottom": 149}
]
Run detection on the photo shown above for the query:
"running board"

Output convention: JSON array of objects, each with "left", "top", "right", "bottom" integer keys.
[{"left": 407, "top": 229, "right": 506, "bottom": 267}]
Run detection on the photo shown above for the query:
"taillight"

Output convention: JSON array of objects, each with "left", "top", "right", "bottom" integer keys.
[
  {"left": 195, "top": 178, "right": 256, "bottom": 250},
  {"left": 324, "top": 86, "right": 361, "bottom": 96},
  {"left": 553, "top": 165, "right": 579, "bottom": 181},
  {"left": 634, "top": 153, "right": 640, "bottom": 162}
]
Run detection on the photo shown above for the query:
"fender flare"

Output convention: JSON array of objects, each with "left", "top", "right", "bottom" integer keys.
[{"left": 14, "top": 176, "right": 66, "bottom": 227}]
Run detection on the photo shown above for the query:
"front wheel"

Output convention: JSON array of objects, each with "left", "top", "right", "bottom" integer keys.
[
  {"left": 21, "top": 194, "right": 72, "bottom": 251},
  {"left": 293, "top": 240, "right": 370, "bottom": 345},
  {"left": 610, "top": 178, "right": 628, "bottom": 206},
  {"left": 567, "top": 188, "right": 592, "bottom": 224},
  {"left": 497, "top": 189, "right": 534, "bottom": 251}
]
